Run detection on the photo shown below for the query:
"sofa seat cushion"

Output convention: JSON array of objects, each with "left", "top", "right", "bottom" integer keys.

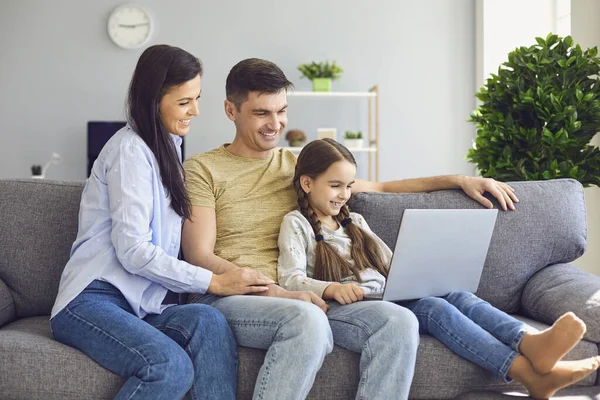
[
  {"left": 230, "top": 316, "right": 600, "bottom": 400},
  {"left": 2, "top": 316, "right": 597, "bottom": 400},
  {"left": 0, "top": 316, "right": 122, "bottom": 400},
  {"left": 453, "top": 386, "right": 600, "bottom": 399}
]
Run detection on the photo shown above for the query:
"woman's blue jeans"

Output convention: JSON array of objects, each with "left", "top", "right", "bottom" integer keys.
[{"left": 51, "top": 280, "right": 238, "bottom": 400}]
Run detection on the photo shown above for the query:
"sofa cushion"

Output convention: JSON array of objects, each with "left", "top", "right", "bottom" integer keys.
[
  {"left": 522, "top": 263, "right": 600, "bottom": 343},
  {"left": 408, "top": 316, "right": 598, "bottom": 399},
  {"left": 0, "top": 278, "right": 15, "bottom": 326},
  {"left": 348, "top": 179, "right": 587, "bottom": 313},
  {"left": 0, "top": 316, "right": 122, "bottom": 400},
  {"left": 453, "top": 386, "right": 600, "bottom": 399},
  {"left": 2, "top": 315, "right": 596, "bottom": 400},
  {"left": 0, "top": 180, "right": 84, "bottom": 319}
]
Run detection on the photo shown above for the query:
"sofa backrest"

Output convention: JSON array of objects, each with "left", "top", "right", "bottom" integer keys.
[
  {"left": 0, "top": 178, "right": 587, "bottom": 324},
  {"left": 0, "top": 179, "right": 84, "bottom": 324},
  {"left": 348, "top": 179, "right": 587, "bottom": 313}
]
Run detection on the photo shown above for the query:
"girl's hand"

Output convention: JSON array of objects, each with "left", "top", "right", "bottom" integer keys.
[{"left": 323, "top": 283, "right": 365, "bottom": 305}]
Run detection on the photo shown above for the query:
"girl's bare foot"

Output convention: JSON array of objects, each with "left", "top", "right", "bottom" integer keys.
[
  {"left": 519, "top": 312, "right": 586, "bottom": 374},
  {"left": 508, "top": 355, "right": 600, "bottom": 400}
]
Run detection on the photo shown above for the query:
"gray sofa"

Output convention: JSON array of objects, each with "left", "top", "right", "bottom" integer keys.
[{"left": 1, "top": 178, "right": 599, "bottom": 399}]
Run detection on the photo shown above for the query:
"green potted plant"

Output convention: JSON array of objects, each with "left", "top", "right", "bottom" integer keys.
[
  {"left": 468, "top": 33, "right": 600, "bottom": 187},
  {"left": 298, "top": 61, "right": 343, "bottom": 92},
  {"left": 344, "top": 130, "right": 363, "bottom": 148},
  {"left": 285, "top": 129, "right": 307, "bottom": 147}
]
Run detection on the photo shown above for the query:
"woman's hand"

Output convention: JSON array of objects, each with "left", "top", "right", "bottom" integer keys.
[
  {"left": 207, "top": 267, "right": 274, "bottom": 296},
  {"left": 323, "top": 283, "right": 365, "bottom": 305}
]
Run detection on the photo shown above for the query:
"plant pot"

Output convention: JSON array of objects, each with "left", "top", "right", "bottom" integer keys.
[
  {"left": 312, "top": 78, "right": 332, "bottom": 92},
  {"left": 344, "top": 138, "right": 364, "bottom": 148},
  {"left": 288, "top": 139, "right": 305, "bottom": 147}
]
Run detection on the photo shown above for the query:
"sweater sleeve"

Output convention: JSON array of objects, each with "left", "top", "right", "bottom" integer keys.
[{"left": 277, "top": 213, "right": 335, "bottom": 297}]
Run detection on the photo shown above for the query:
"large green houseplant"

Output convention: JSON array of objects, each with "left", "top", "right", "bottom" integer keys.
[{"left": 468, "top": 33, "right": 600, "bottom": 187}]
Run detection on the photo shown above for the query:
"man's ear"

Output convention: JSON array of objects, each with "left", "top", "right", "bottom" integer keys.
[
  {"left": 299, "top": 175, "right": 312, "bottom": 194},
  {"left": 224, "top": 100, "right": 237, "bottom": 121}
]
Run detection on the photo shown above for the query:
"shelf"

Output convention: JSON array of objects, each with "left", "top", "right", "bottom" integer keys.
[
  {"left": 282, "top": 146, "right": 377, "bottom": 153},
  {"left": 287, "top": 91, "right": 376, "bottom": 97},
  {"left": 285, "top": 84, "right": 379, "bottom": 181}
]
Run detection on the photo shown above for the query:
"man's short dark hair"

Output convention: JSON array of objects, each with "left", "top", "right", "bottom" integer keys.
[{"left": 226, "top": 58, "right": 294, "bottom": 109}]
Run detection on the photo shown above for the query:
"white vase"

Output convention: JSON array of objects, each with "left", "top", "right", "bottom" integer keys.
[
  {"left": 344, "top": 138, "right": 364, "bottom": 149},
  {"left": 317, "top": 128, "right": 337, "bottom": 140}
]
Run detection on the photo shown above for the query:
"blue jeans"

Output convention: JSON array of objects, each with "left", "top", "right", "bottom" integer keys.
[
  {"left": 326, "top": 300, "right": 420, "bottom": 400},
  {"left": 400, "top": 291, "right": 527, "bottom": 381},
  {"left": 191, "top": 294, "right": 333, "bottom": 400},
  {"left": 51, "top": 280, "right": 237, "bottom": 400},
  {"left": 192, "top": 294, "right": 419, "bottom": 400}
]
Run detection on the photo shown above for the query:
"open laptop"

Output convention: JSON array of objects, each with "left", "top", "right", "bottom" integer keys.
[{"left": 365, "top": 209, "right": 498, "bottom": 302}]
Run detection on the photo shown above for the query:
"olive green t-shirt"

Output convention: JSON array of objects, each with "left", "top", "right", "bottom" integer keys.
[{"left": 183, "top": 145, "right": 298, "bottom": 281}]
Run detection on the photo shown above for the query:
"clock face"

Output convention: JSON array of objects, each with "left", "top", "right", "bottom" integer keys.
[{"left": 107, "top": 4, "right": 153, "bottom": 49}]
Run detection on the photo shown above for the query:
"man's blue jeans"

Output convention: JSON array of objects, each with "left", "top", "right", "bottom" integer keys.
[
  {"left": 401, "top": 291, "right": 527, "bottom": 381},
  {"left": 51, "top": 280, "right": 238, "bottom": 400},
  {"left": 192, "top": 293, "right": 420, "bottom": 400}
]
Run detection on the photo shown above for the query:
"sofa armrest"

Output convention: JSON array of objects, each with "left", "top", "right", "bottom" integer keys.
[
  {"left": 0, "top": 278, "right": 16, "bottom": 327},
  {"left": 521, "top": 263, "right": 600, "bottom": 343}
]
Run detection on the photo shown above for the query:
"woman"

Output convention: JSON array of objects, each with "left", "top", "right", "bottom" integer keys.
[{"left": 50, "top": 45, "right": 272, "bottom": 400}]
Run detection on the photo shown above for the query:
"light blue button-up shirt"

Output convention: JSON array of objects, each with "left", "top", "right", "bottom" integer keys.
[{"left": 51, "top": 126, "right": 212, "bottom": 319}]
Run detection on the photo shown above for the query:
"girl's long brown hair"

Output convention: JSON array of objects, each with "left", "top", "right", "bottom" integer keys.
[{"left": 294, "top": 138, "right": 389, "bottom": 282}]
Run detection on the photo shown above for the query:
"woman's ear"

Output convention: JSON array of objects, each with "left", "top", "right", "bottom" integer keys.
[{"left": 299, "top": 175, "right": 312, "bottom": 194}]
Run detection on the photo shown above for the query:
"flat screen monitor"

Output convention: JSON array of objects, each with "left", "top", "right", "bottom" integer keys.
[{"left": 87, "top": 121, "right": 185, "bottom": 177}]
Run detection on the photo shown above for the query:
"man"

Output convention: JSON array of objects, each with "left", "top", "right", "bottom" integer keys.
[{"left": 182, "top": 58, "right": 518, "bottom": 400}]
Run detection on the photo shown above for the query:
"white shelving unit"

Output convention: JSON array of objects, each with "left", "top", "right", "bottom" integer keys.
[{"left": 284, "top": 85, "right": 380, "bottom": 181}]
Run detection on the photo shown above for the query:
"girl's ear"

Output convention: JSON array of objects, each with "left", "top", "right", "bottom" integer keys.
[{"left": 299, "top": 175, "right": 312, "bottom": 194}]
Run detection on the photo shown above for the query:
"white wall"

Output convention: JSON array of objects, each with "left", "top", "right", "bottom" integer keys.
[
  {"left": 0, "top": 0, "right": 476, "bottom": 183},
  {"left": 476, "top": 0, "right": 556, "bottom": 93},
  {"left": 571, "top": 0, "right": 600, "bottom": 276}
]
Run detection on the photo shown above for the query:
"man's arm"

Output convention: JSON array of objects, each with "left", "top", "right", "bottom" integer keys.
[
  {"left": 182, "top": 206, "right": 241, "bottom": 275},
  {"left": 182, "top": 205, "right": 274, "bottom": 295},
  {"left": 352, "top": 175, "right": 519, "bottom": 211},
  {"left": 182, "top": 205, "right": 328, "bottom": 312}
]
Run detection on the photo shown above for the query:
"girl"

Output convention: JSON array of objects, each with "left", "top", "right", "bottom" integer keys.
[
  {"left": 278, "top": 138, "right": 600, "bottom": 400},
  {"left": 50, "top": 45, "right": 272, "bottom": 400}
]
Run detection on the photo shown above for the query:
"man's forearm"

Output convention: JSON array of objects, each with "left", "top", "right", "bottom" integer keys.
[
  {"left": 186, "top": 252, "right": 239, "bottom": 275},
  {"left": 380, "top": 175, "right": 467, "bottom": 193}
]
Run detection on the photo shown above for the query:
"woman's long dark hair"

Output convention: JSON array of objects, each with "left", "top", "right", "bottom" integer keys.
[
  {"left": 126, "top": 44, "right": 202, "bottom": 219},
  {"left": 294, "top": 138, "right": 389, "bottom": 282}
]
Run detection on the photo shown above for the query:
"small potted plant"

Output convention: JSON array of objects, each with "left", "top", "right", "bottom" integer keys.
[
  {"left": 344, "top": 131, "right": 364, "bottom": 148},
  {"left": 285, "top": 129, "right": 307, "bottom": 147},
  {"left": 298, "top": 61, "right": 343, "bottom": 92}
]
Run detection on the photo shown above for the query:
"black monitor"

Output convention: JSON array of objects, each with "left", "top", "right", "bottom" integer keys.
[{"left": 87, "top": 121, "right": 185, "bottom": 177}]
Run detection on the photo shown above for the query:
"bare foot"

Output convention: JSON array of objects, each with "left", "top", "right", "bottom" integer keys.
[
  {"left": 519, "top": 312, "right": 586, "bottom": 374},
  {"left": 519, "top": 356, "right": 600, "bottom": 399}
]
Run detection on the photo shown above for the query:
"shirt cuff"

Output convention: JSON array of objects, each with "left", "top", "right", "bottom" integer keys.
[
  {"left": 308, "top": 280, "right": 335, "bottom": 298},
  {"left": 189, "top": 267, "right": 213, "bottom": 294}
]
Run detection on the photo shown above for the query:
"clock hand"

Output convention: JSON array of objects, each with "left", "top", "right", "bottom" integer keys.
[{"left": 118, "top": 23, "right": 149, "bottom": 28}]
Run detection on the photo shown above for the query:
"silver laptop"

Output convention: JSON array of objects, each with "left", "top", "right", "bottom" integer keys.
[{"left": 365, "top": 209, "right": 498, "bottom": 302}]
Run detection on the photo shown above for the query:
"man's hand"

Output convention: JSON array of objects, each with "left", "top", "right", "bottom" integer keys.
[
  {"left": 284, "top": 290, "right": 329, "bottom": 313},
  {"left": 323, "top": 283, "right": 365, "bottom": 305},
  {"left": 459, "top": 176, "right": 519, "bottom": 211},
  {"left": 207, "top": 267, "right": 274, "bottom": 296},
  {"left": 267, "top": 285, "right": 328, "bottom": 312}
]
